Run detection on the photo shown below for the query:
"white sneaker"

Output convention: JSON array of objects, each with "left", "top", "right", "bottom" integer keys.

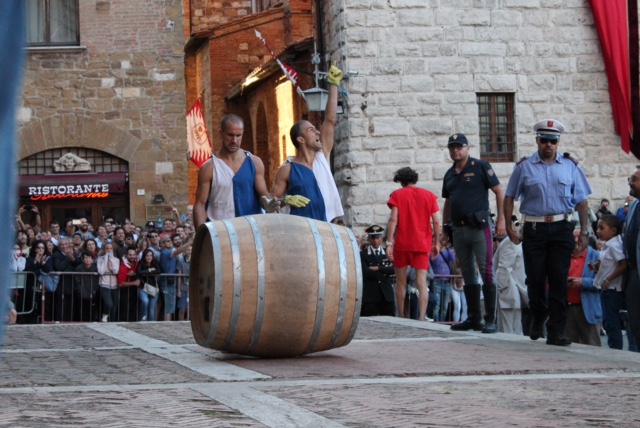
[
  {"left": 101, "top": 314, "right": 109, "bottom": 323},
  {"left": 141, "top": 315, "right": 147, "bottom": 321}
]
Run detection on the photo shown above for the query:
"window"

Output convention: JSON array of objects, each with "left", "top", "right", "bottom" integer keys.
[
  {"left": 26, "top": 0, "right": 79, "bottom": 47},
  {"left": 19, "top": 148, "right": 128, "bottom": 175},
  {"left": 477, "top": 93, "right": 516, "bottom": 163}
]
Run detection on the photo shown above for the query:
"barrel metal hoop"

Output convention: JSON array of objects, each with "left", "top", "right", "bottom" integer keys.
[
  {"left": 204, "top": 222, "right": 224, "bottom": 348},
  {"left": 344, "top": 226, "right": 363, "bottom": 343},
  {"left": 246, "top": 216, "right": 266, "bottom": 354},
  {"left": 304, "top": 218, "right": 326, "bottom": 354},
  {"left": 328, "top": 223, "right": 349, "bottom": 348},
  {"left": 221, "top": 219, "right": 242, "bottom": 350}
]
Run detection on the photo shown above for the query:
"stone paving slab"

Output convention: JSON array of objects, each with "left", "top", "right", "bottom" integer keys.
[
  {"left": 1, "top": 389, "right": 267, "bottom": 428},
  {"left": 258, "top": 376, "right": 640, "bottom": 427},
  {"left": 2, "top": 317, "right": 640, "bottom": 427}
]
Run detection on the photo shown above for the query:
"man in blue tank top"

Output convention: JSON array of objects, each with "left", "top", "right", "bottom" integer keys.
[
  {"left": 271, "top": 64, "right": 344, "bottom": 222},
  {"left": 193, "top": 114, "right": 279, "bottom": 227}
]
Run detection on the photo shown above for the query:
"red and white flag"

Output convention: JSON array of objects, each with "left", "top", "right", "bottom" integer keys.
[
  {"left": 186, "top": 98, "right": 212, "bottom": 168},
  {"left": 255, "top": 29, "right": 306, "bottom": 100}
]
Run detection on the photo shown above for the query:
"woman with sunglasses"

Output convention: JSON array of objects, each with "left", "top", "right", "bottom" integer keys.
[{"left": 19, "top": 240, "right": 52, "bottom": 323}]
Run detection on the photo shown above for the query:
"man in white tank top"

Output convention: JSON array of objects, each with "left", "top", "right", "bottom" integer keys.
[
  {"left": 271, "top": 64, "right": 345, "bottom": 222},
  {"left": 193, "top": 114, "right": 278, "bottom": 227}
]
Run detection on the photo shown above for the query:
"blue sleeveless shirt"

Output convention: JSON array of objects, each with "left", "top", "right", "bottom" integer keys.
[
  {"left": 287, "top": 160, "right": 327, "bottom": 221},
  {"left": 232, "top": 152, "right": 262, "bottom": 217}
]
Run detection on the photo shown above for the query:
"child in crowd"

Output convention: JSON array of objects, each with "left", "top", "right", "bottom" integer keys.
[{"left": 593, "top": 214, "right": 628, "bottom": 350}]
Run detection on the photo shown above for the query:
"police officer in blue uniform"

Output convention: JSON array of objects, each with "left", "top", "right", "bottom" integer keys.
[
  {"left": 443, "top": 133, "right": 506, "bottom": 334},
  {"left": 360, "top": 225, "right": 396, "bottom": 317},
  {"left": 504, "top": 119, "right": 592, "bottom": 346}
]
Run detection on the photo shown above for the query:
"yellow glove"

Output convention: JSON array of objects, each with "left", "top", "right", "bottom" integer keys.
[
  {"left": 284, "top": 195, "right": 311, "bottom": 208},
  {"left": 327, "top": 63, "right": 343, "bottom": 87},
  {"left": 260, "top": 196, "right": 281, "bottom": 213}
]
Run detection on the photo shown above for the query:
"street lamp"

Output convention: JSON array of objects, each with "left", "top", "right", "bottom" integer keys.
[
  {"left": 301, "top": 43, "right": 358, "bottom": 113},
  {"left": 302, "top": 43, "right": 328, "bottom": 112}
]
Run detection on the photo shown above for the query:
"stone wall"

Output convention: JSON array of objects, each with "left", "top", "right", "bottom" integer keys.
[
  {"left": 18, "top": 0, "right": 187, "bottom": 224},
  {"left": 323, "top": 0, "right": 638, "bottom": 230}
]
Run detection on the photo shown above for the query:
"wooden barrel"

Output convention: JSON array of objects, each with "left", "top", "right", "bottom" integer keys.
[{"left": 189, "top": 214, "right": 363, "bottom": 358}]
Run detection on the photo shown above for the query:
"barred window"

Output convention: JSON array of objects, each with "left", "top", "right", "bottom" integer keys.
[
  {"left": 477, "top": 93, "right": 516, "bottom": 163},
  {"left": 26, "top": 0, "right": 79, "bottom": 47}
]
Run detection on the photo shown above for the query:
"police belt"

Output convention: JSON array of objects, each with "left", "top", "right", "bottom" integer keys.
[{"left": 522, "top": 214, "right": 567, "bottom": 223}]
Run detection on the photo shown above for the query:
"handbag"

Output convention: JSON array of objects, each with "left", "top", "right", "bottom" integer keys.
[
  {"left": 43, "top": 274, "right": 59, "bottom": 293},
  {"left": 143, "top": 282, "right": 158, "bottom": 297}
]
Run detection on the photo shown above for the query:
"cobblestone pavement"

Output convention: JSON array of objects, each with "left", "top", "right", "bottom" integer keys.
[{"left": 1, "top": 317, "right": 640, "bottom": 427}]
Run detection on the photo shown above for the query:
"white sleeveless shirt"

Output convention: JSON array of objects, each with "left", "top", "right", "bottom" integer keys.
[
  {"left": 313, "top": 153, "right": 344, "bottom": 222},
  {"left": 206, "top": 155, "right": 235, "bottom": 220}
]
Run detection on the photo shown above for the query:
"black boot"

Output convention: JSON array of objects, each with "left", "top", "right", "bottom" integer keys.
[
  {"left": 451, "top": 285, "right": 484, "bottom": 331},
  {"left": 482, "top": 284, "right": 498, "bottom": 334}
]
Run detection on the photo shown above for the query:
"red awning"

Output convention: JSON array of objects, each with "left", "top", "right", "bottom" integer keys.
[{"left": 19, "top": 172, "right": 128, "bottom": 198}]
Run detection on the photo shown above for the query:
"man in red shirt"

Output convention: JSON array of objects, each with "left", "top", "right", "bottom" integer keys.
[{"left": 387, "top": 167, "right": 441, "bottom": 321}]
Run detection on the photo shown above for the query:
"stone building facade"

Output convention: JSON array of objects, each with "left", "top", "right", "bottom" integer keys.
[
  {"left": 18, "top": 0, "right": 187, "bottom": 228},
  {"left": 185, "top": 0, "right": 638, "bottom": 231},
  {"left": 320, "top": 0, "right": 639, "bottom": 228}
]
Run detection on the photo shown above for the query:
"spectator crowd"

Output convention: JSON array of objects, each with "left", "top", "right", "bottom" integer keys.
[{"left": 10, "top": 205, "right": 194, "bottom": 324}]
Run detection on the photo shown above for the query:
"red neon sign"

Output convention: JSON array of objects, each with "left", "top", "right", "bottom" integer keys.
[
  {"left": 28, "top": 184, "right": 110, "bottom": 201},
  {"left": 31, "top": 193, "right": 109, "bottom": 201}
]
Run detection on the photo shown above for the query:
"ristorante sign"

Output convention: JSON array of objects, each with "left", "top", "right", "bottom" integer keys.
[
  {"left": 19, "top": 173, "right": 128, "bottom": 200},
  {"left": 28, "top": 184, "right": 110, "bottom": 201}
]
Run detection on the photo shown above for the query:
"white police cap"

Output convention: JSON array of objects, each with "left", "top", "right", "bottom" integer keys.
[{"left": 533, "top": 119, "right": 565, "bottom": 140}]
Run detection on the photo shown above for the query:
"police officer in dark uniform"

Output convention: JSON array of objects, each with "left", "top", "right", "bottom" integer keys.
[
  {"left": 443, "top": 133, "right": 506, "bottom": 333},
  {"left": 504, "top": 119, "right": 592, "bottom": 346},
  {"left": 360, "top": 225, "right": 396, "bottom": 317}
]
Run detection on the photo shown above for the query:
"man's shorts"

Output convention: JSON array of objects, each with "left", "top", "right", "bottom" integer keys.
[
  {"left": 161, "top": 283, "right": 177, "bottom": 314},
  {"left": 393, "top": 250, "right": 430, "bottom": 270}
]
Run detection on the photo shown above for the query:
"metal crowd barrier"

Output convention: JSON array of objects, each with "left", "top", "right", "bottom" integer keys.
[
  {"left": 9, "top": 271, "right": 38, "bottom": 318},
  {"left": 10, "top": 271, "right": 189, "bottom": 324}
]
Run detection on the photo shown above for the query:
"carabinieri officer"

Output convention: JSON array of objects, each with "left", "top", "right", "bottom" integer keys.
[{"left": 504, "top": 119, "right": 592, "bottom": 347}]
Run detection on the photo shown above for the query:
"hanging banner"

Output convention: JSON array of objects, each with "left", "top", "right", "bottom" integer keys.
[
  {"left": 186, "top": 98, "right": 213, "bottom": 168},
  {"left": 589, "top": 0, "right": 637, "bottom": 156}
]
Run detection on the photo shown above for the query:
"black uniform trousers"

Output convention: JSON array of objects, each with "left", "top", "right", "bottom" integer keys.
[{"left": 521, "top": 220, "right": 575, "bottom": 338}]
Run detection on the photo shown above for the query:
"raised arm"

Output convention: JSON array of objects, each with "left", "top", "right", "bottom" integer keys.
[{"left": 319, "top": 65, "right": 343, "bottom": 158}]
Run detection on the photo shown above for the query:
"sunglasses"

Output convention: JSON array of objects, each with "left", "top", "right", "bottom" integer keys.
[
  {"left": 36, "top": 246, "right": 45, "bottom": 249},
  {"left": 538, "top": 137, "right": 559, "bottom": 145}
]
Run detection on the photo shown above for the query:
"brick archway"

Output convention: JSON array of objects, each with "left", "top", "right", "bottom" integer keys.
[{"left": 18, "top": 114, "right": 142, "bottom": 161}]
